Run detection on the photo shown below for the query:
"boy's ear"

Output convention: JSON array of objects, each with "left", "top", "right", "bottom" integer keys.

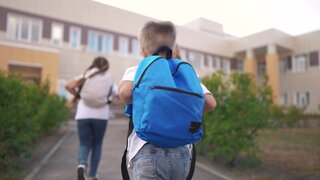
[
  {"left": 173, "top": 48, "right": 178, "bottom": 58},
  {"left": 140, "top": 47, "right": 148, "bottom": 57}
]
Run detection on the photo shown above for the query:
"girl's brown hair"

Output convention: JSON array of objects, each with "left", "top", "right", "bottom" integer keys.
[{"left": 87, "top": 56, "right": 109, "bottom": 73}]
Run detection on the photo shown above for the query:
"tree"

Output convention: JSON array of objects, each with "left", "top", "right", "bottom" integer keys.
[{"left": 199, "top": 71, "right": 276, "bottom": 165}]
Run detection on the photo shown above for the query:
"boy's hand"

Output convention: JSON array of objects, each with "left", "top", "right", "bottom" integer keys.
[
  {"left": 203, "top": 93, "right": 216, "bottom": 113},
  {"left": 119, "top": 81, "right": 133, "bottom": 104}
]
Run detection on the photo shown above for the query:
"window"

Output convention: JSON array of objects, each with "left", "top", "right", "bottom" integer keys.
[
  {"left": 292, "top": 54, "right": 309, "bottom": 73},
  {"left": 31, "top": 22, "right": 41, "bottom": 42},
  {"left": 7, "top": 15, "right": 18, "bottom": 39},
  {"left": 237, "top": 60, "right": 244, "bottom": 72},
  {"left": 280, "top": 93, "right": 288, "bottom": 105},
  {"left": 21, "top": 20, "right": 29, "bottom": 40},
  {"left": 257, "top": 61, "right": 266, "bottom": 75},
  {"left": 119, "top": 36, "right": 129, "bottom": 56},
  {"left": 309, "top": 51, "right": 319, "bottom": 67},
  {"left": 104, "top": 33, "right": 113, "bottom": 53},
  {"left": 88, "top": 31, "right": 113, "bottom": 53},
  {"left": 230, "top": 58, "right": 237, "bottom": 71},
  {"left": 205, "top": 55, "right": 214, "bottom": 70},
  {"left": 7, "top": 14, "right": 42, "bottom": 43},
  {"left": 280, "top": 59, "right": 287, "bottom": 74},
  {"left": 8, "top": 63, "right": 42, "bottom": 85},
  {"left": 179, "top": 49, "right": 187, "bottom": 60},
  {"left": 96, "top": 34, "right": 104, "bottom": 52},
  {"left": 293, "top": 92, "right": 310, "bottom": 107},
  {"left": 69, "top": 27, "right": 81, "bottom": 49},
  {"left": 222, "top": 58, "right": 231, "bottom": 74},
  {"left": 58, "top": 79, "right": 68, "bottom": 98},
  {"left": 212, "top": 56, "right": 221, "bottom": 70},
  {"left": 51, "top": 23, "right": 64, "bottom": 46},
  {"left": 188, "top": 51, "right": 204, "bottom": 69},
  {"left": 131, "top": 39, "right": 140, "bottom": 57}
]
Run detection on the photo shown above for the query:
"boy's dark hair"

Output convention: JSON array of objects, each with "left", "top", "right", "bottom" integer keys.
[{"left": 139, "top": 21, "right": 176, "bottom": 55}]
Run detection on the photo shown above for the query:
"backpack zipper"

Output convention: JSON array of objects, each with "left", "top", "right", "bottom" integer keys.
[
  {"left": 150, "top": 85, "right": 203, "bottom": 98},
  {"left": 135, "top": 57, "right": 162, "bottom": 89},
  {"left": 172, "top": 62, "right": 190, "bottom": 76}
]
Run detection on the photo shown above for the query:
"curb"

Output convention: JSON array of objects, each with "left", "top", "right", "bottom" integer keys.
[
  {"left": 196, "top": 162, "right": 234, "bottom": 180},
  {"left": 23, "top": 130, "right": 72, "bottom": 180},
  {"left": 22, "top": 119, "right": 233, "bottom": 180}
]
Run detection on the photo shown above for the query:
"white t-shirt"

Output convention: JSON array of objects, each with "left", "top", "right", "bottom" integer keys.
[
  {"left": 121, "top": 66, "right": 212, "bottom": 167},
  {"left": 75, "top": 68, "right": 118, "bottom": 120}
]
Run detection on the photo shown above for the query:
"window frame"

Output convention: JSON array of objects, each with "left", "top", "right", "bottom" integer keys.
[
  {"left": 69, "top": 26, "right": 81, "bottom": 50},
  {"left": 51, "top": 22, "right": 64, "bottom": 47},
  {"left": 188, "top": 51, "right": 204, "bottom": 69},
  {"left": 280, "top": 58, "right": 288, "bottom": 74},
  {"left": 222, "top": 58, "right": 231, "bottom": 74},
  {"left": 131, "top": 38, "right": 140, "bottom": 57},
  {"left": 104, "top": 33, "right": 114, "bottom": 54},
  {"left": 213, "top": 56, "right": 221, "bottom": 71},
  {"left": 205, "top": 55, "right": 214, "bottom": 70},
  {"left": 292, "top": 54, "right": 309, "bottom": 73},
  {"left": 6, "top": 14, "right": 43, "bottom": 43},
  {"left": 87, "top": 30, "right": 114, "bottom": 54},
  {"left": 119, "top": 36, "right": 129, "bottom": 56},
  {"left": 280, "top": 92, "right": 288, "bottom": 106},
  {"left": 293, "top": 92, "right": 310, "bottom": 107}
]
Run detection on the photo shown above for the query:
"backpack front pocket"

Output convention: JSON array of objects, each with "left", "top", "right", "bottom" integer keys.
[{"left": 137, "top": 85, "right": 204, "bottom": 148}]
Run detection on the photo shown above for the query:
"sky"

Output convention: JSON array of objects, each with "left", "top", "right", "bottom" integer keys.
[{"left": 94, "top": 0, "right": 320, "bottom": 37}]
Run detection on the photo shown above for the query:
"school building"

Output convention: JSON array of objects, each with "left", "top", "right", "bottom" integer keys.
[{"left": 0, "top": 0, "right": 319, "bottom": 113}]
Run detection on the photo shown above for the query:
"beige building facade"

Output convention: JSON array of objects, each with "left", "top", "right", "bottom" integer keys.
[{"left": 0, "top": 0, "right": 319, "bottom": 113}]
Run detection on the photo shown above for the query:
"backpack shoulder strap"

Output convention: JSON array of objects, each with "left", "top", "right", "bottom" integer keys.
[
  {"left": 187, "top": 144, "right": 197, "bottom": 180},
  {"left": 85, "top": 65, "right": 109, "bottom": 79},
  {"left": 133, "top": 55, "right": 163, "bottom": 88},
  {"left": 106, "top": 84, "right": 113, "bottom": 104},
  {"left": 121, "top": 116, "right": 134, "bottom": 180}
]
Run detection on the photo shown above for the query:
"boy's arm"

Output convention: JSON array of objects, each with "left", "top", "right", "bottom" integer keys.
[
  {"left": 203, "top": 93, "right": 216, "bottom": 113},
  {"left": 119, "top": 80, "right": 133, "bottom": 104},
  {"left": 200, "top": 83, "right": 217, "bottom": 113},
  {"left": 119, "top": 66, "right": 137, "bottom": 104}
]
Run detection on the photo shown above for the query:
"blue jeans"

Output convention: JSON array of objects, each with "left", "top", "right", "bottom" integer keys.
[
  {"left": 132, "top": 143, "right": 191, "bottom": 180},
  {"left": 77, "top": 119, "right": 107, "bottom": 177}
]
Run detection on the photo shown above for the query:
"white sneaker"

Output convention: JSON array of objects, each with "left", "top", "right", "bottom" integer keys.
[
  {"left": 77, "top": 164, "right": 86, "bottom": 180},
  {"left": 94, "top": 175, "right": 99, "bottom": 180}
]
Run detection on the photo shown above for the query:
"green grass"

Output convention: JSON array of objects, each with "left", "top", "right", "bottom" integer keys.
[
  {"left": 256, "top": 127, "right": 320, "bottom": 177},
  {"left": 257, "top": 127, "right": 320, "bottom": 147}
]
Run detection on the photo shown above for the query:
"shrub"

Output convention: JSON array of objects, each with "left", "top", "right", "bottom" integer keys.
[
  {"left": 198, "top": 71, "right": 277, "bottom": 165},
  {"left": 0, "top": 71, "right": 68, "bottom": 176},
  {"left": 279, "top": 105, "right": 305, "bottom": 127}
]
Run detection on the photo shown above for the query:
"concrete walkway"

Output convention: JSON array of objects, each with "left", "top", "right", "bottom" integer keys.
[{"left": 24, "top": 118, "right": 232, "bottom": 180}]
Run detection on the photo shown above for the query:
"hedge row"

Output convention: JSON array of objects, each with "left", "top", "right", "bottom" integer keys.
[{"left": 0, "top": 71, "right": 68, "bottom": 177}]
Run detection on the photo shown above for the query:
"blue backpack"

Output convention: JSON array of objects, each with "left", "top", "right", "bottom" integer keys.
[{"left": 127, "top": 47, "right": 204, "bottom": 148}]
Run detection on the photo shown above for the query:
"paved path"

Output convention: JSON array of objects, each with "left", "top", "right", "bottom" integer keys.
[{"left": 25, "top": 118, "right": 230, "bottom": 180}]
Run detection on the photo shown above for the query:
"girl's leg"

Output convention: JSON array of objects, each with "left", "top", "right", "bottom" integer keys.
[
  {"left": 88, "top": 119, "right": 107, "bottom": 178},
  {"left": 77, "top": 119, "right": 93, "bottom": 166}
]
